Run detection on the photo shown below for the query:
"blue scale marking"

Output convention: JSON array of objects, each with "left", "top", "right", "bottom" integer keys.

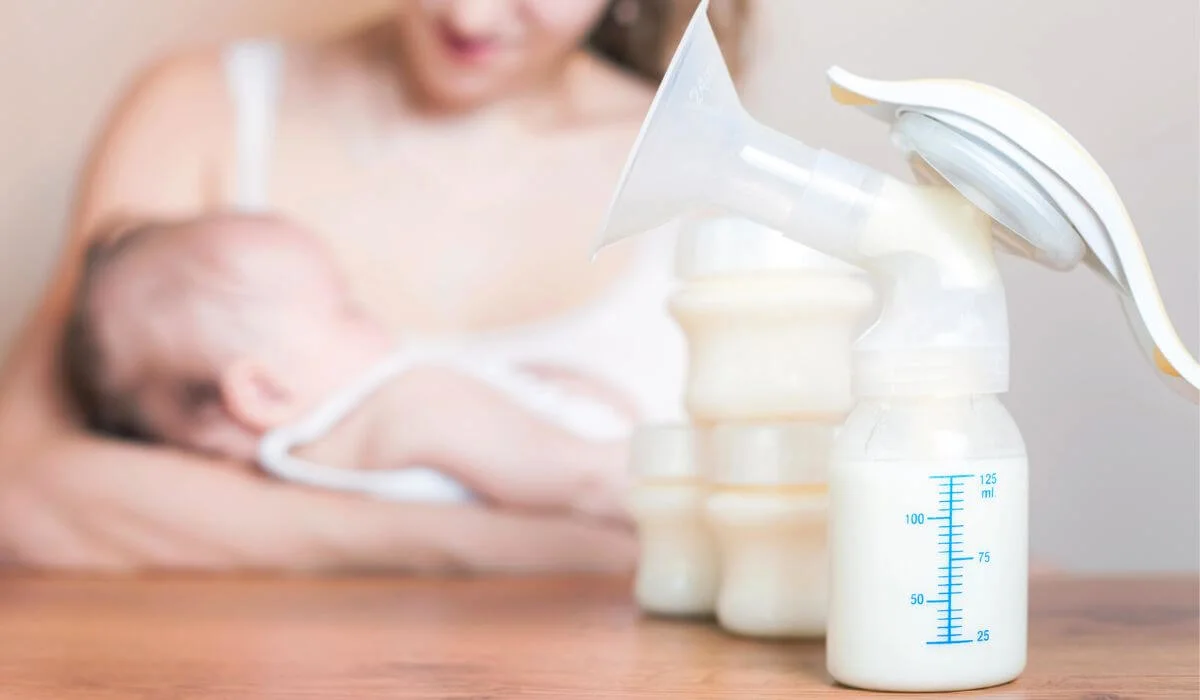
[
  {"left": 926, "top": 474, "right": 974, "bottom": 646},
  {"left": 927, "top": 639, "right": 974, "bottom": 646}
]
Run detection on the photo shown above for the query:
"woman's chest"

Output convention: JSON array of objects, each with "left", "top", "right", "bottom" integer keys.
[{"left": 265, "top": 127, "right": 636, "bottom": 333}]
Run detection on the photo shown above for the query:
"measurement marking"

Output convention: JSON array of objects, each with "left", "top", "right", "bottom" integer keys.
[
  {"left": 927, "top": 639, "right": 974, "bottom": 646},
  {"left": 927, "top": 473, "right": 974, "bottom": 646}
]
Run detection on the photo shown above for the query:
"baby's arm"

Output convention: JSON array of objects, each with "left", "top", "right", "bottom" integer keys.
[{"left": 372, "top": 366, "right": 630, "bottom": 522}]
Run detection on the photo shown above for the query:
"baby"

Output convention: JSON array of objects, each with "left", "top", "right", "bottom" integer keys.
[{"left": 61, "top": 213, "right": 632, "bottom": 520}]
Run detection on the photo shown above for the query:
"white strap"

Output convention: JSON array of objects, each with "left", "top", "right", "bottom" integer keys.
[
  {"left": 223, "top": 40, "right": 283, "bottom": 212},
  {"left": 257, "top": 349, "right": 474, "bottom": 502}
]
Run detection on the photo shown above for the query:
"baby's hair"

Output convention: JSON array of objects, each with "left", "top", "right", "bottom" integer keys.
[
  {"left": 60, "top": 216, "right": 165, "bottom": 440},
  {"left": 61, "top": 211, "right": 303, "bottom": 441}
]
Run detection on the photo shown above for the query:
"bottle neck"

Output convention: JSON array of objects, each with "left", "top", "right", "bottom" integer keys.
[{"left": 837, "top": 392, "right": 1026, "bottom": 463}]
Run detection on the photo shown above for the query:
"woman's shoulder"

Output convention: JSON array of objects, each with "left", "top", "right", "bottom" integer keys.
[
  {"left": 113, "top": 38, "right": 305, "bottom": 131},
  {"left": 78, "top": 41, "right": 291, "bottom": 226},
  {"left": 120, "top": 46, "right": 233, "bottom": 116},
  {"left": 96, "top": 47, "right": 239, "bottom": 171}
]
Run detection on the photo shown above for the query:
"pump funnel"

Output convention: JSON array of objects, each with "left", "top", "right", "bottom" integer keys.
[
  {"left": 595, "top": 0, "right": 886, "bottom": 265},
  {"left": 597, "top": 0, "right": 738, "bottom": 246}
]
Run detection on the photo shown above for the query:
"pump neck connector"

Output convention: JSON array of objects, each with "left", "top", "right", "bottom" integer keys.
[{"left": 844, "top": 179, "right": 1011, "bottom": 399}]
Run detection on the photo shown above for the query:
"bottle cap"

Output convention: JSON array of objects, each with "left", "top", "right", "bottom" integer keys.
[
  {"left": 675, "top": 216, "right": 864, "bottom": 279},
  {"left": 629, "top": 424, "right": 700, "bottom": 480},
  {"left": 707, "top": 422, "right": 833, "bottom": 486}
]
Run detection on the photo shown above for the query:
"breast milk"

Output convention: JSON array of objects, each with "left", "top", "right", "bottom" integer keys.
[
  {"left": 662, "top": 217, "right": 872, "bottom": 637},
  {"left": 627, "top": 424, "right": 720, "bottom": 617},
  {"left": 705, "top": 422, "right": 831, "bottom": 637},
  {"left": 668, "top": 217, "right": 874, "bottom": 423}
]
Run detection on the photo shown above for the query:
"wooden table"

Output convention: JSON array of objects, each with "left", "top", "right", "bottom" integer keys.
[{"left": 0, "top": 575, "right": 1194, "bottom": 699}]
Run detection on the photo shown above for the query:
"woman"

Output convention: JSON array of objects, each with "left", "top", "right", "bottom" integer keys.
[{"left": 0, "top": 0, "right": 751, "bottom": 572}]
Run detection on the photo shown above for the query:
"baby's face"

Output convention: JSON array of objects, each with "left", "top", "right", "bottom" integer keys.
[{"left": 93, "top": 217, "right": 391, "bottom": 458}]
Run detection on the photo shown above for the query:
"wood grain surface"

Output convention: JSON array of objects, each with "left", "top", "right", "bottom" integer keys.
[{"left": 0, "top": 575, "right": 1194, "bottom": 699}]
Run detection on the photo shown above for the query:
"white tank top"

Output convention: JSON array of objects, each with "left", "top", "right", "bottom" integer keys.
[{"left": 223, "top": 41, "right": 687, "bottom": 497}]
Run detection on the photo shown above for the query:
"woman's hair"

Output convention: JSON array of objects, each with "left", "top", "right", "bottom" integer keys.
[{"left": 588, "top": 0, "right": 754, "bottom": 84}]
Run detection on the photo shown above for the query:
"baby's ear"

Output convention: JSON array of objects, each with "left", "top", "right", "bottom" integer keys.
[{"left": 220, "top": 359, "right": 301, "bottom": 432}]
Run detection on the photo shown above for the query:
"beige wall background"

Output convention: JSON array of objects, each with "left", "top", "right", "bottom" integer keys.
[{"left": 0, "top": 0, "right": 1196, "bottom": 571}]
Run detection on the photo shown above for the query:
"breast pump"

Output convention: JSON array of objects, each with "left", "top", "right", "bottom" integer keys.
[{"left": 595, "top": 0, "right": 1199, "bottom": 693}]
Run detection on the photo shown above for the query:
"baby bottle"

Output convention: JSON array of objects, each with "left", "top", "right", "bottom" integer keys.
[
  {"left": 667, "top": 216, "right": 873, "bottom": 638},
  {"left": 668, "top": 217, "right": 874, "bottom": 423},
  {"left": 627, "top": 424, "right": 720, "bottom": 617},
  {"left": 705, "top": 422, "right": 831, "bottom": 637},
  {"left": 827, "top": 394, "right": 1028, "bottom": 691},
  {"left": 825, "top": 187, "right": 1028, "bottom": 692}
]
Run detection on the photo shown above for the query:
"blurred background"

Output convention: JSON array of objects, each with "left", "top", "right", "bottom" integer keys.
[{"left": 0, "top": 0, "right": 1195, "bottom": 571}]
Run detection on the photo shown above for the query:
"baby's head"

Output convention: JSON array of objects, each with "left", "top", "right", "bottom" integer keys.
[{"left": 62, "top": 213, "right": 390, "bottom": 461}]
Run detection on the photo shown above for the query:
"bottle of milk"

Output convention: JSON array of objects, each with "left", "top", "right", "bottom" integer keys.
[
  {"left": 705, "top": 422, "right": 832, "bottom": 637},
  {"left": 627, "top": 424, "right": 720, "bottom": 617},
  {"left": 669, "top": 217, "right": 874, "bottom": 424},
  {"left": 668, "top": 216, "right": 873, "bottom": 636}
]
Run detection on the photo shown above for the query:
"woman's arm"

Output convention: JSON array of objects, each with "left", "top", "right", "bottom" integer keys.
[
  {"left": 0, "top": 433, "right": 633, "bottom": 573},
  {"left": 0, "top": 53, "right": 221, "bottom": 432},
  {"left": 0, "top": 52, "right": 634, "bottom": 573}
]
